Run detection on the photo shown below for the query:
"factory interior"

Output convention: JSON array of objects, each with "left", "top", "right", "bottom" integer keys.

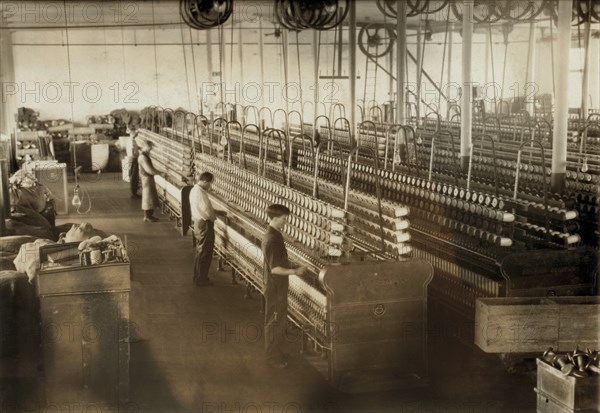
[{"left": 1, "top": 1, "right": 600, "bottom": 412}]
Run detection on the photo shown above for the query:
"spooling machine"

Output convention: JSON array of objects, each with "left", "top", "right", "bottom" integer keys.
[{"left": 193, "top": 125, "right": 433, "bottom": 390}]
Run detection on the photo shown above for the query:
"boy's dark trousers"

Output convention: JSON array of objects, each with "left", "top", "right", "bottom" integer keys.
[
  {"left": 194, "top": 219, "right": 215, "bottom": 283},
  {"left": 264, "top": 289, "right": 288, "bottom": 363},
  {"left": 129, "top": 157, "right": 140, "bottom": 195}
]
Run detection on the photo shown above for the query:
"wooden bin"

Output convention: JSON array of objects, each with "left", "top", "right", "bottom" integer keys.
[
  {"left": 474, "top": 296, "right": 600, "bottom": 353},
  {"left": 535, "top": 359, "right": 599, "bottom": 412},
  {"left": 36, "top": 243, "right": 131, "bottom": 407}
]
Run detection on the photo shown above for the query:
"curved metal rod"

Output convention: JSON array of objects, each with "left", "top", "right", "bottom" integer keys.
[
  {"left": 240, "top": 124, "right": 260, "bottom": 170},
  {"left": 183, "top": 112, "right": 196, "bottom": 153},
  {"left": 313, "top": 138, "right": 344, "bottom": 199},
  {"left": 425, "top": 111, "right": 442, "bottom": 132},
  {"left": 498, "top": 100, "right": 510, "bottom": 116},
  {"left": 578, "top": 121, "right": 600, "bottom": 156},
  {"left": 483, "top": 115, "right": 502, "bottom": 139},
  {"left": 306, "top": 101, "right": 327, "bottom": 119},
  {"left": 287, "top": 110, "right": 305, "bottom": 150},
  {"left": 215, "top": 102, "right": 227, "bottom": 117},
  {"left": 290, "top": 100, "right": 303, "bottom": 114},
  {"left": 314, "top": 115, "right": 332, "bottom": 136},
  {"left": 433, "top": 129, "right": 460, "bottom": 186},
  {"left": 446, "top": 102, "right": 461, "bottom": 120},
  {"left": 515, "top": 139, "right": 550, "bottom": 242},
  {"left": 386, "top": 124, "right": 412, "bottom": 171},
  {"left": 262, "top": 128, "right": 287, "bottom": 182},
  {"left": 329, "top": 103, "right": 346, "bottom": 123},
  {"left": 368, "top": 105, "right": 384, "bottom": 124},
  {"left": 519, "top": 111, "right": 533, "bottom": 144},
  {"left": 223, "top": 103, "right": 236, "bottom": 121},
  {"left": 211, "top": 117, "right": 228, "bottom": 157},
  {"left": 534, "top": 118, "right": 552, "bottom": 145},
  {"left": 152, "top": 106, "right": 164, "bottom": 133},
  {"left": 258, "top": 106, "right": 274, "bottom": 129},
  {"left": 356, "top": 104, "right": 365, "bottom": 124},
  {"left": 143, "top": 105, "right": 156, "bottom": 130},
  {"left": 174, "top": 109, "right": 188, "bottom": 144},
  {"left": 302, "top": 101, "right": 314, "bottom": 120},
  {"left": 226, "top": 120, "right": 243, "bottom": 164},
  {"left": 405, "top": 101, "right": 418, "bottom": 121},
  {"left": 194, "top": 114, "right": 209, "bottom": 155},
  {"left": 288, "top": 133, "right": 315, "bottom": 187},
  {"left": 587, "top": 113, "right": 600, "bottom": 123},
  {"left": 344, "top": 145, "right": 386, "bottom": 255},
  {"left": 273, "top": 108, "right": 288, "bottom": 131},
  {"left": 401, "top": 125, "right": 421, "bottom": 171},
  {"left": 450, "top": 113, "right": 461, "bottom": 125},
  {"left": 366, "top": 100, "right": 379, "bottom": 115},
  {"left": 162, "top": 108, "right": 175, "bottom": 138},
  {"left": 287, "top": 110, "right": 303, "bottom": 130},
  {"left": 385, "top": 124, "right": 400, "bottom": 170},
  {"left": 146, "top": 106, "right": 155, "bottom": 131},
  {"left": 244, "top": 105, "right": 260, "bottom": 125},
  {"left": 358, "top": 120, "right": 378, "bottom": 159},
  {"left": 234, "top": 103, "right": 245, "bottom": 124},
  {"left": 471, "top": 134, "right": 500, "bottom": 197},
  {"left": 333, "top": 117, "right": 352, "bottom": 147},
  {"left": 314, "top": 114, "right": 332, "bottom": 152}
]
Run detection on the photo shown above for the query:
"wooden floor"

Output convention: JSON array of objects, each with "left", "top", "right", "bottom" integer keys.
[{"left": 2, "top": 172, "right": 538, "bottom": 413}]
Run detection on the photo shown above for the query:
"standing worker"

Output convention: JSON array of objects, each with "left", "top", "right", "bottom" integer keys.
[
  {"left": 262, "top": 204, "right": 307, "bottom": 369},
  {"left": 137, "top": 138, "right": 162, "bottom": 223},
  {"left": 190, "top": 172, "right": 225, "bottom": 286},
  {"left": 127, "top": 127, "right": 141, "bottom": 198}
]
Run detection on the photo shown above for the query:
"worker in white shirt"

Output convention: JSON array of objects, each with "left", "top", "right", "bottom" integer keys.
[{"left": 190, "top": 171, "right": 225, "bottom": 286}]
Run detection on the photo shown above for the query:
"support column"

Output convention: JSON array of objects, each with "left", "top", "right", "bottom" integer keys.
[
  {"left": 313, "top": 30, "right": 320, "bottom": 126},
  {"left": 219, "top": 28, "right": 226, "bottom": 104},
  {"left": 258, "top": 20, "right": 266, "bottom": 108},
  {"left": 447, "top": 28, "right": 453, "bottom": 118},
  {"left": 460, "top": 0, "right": 474, "bottom": 170},
  {"left": 525, "top": 21, "right": 537, "bottom": 116},
  {"left": 238, "top": 27, "right": 244, "bottom": 108},
  {"left": 0, "top": 160, "right": 9, "bottom": 236},
  {"left": 396, "top": 0, "right": 407, "bottom": 124},
  {"left": 416, "top": 25, "right": 423, "bottom": 120},
  {"left": 282, "top": 29, "right": 290, "bottom": 115},
  {"left": 581, "top": 17, "right": 592, "bottom": 118},
  {"left": 349, "top": 0, "right": 357, "bottom": 141},
  {"left": 206, "top": 31, "right": 213, "bottom": 79},
  {"left": 0, "top": 28, "right": 17, "bottom": 138},
  {"left": 485, "top": 28, "right": 490, "bottom": 86},
  {"left": 597, "top": 36, "right": 600, "bottom": 111},
  {"left": 551, "top": 0, "right": 573, "bottom": 194}
]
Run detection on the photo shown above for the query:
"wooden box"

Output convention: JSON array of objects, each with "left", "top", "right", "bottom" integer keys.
[
  {"left": 474, "top": 296, "right": 600, "bottom": 353},
  {"left": 535, "top": 359, "right": 599, "bottom": 412},
  {"left": 36, "top": 243, "right": 131, "bottom": 406}
]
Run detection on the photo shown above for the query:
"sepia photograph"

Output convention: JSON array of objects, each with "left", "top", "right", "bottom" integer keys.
[{"left": 0, "top": 1, "right": 599, "bottom": 412}]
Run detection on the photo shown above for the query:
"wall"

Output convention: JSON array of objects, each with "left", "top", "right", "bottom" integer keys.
[{"left": 5, "top": 16, "right": 598, "bottom": 126}]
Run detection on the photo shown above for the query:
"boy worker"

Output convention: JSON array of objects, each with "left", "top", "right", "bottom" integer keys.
[
  {"left": 190, "top": 171, "right": 225, "bottom": 286},
  {"left": 262, "top": 204, "right": 307, "bottom": 369}
]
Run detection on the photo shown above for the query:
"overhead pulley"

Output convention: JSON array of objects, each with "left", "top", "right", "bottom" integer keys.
[
  {"left": 358, "top": 24, "right": 395, "bottom": 59},
  {"left": 180, "top": 0, "right": 233, "bottom": 30}
]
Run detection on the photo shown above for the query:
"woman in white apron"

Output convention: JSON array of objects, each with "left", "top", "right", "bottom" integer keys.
[{"left": 136, "top": 138, "right": 162, "bottom": 222}]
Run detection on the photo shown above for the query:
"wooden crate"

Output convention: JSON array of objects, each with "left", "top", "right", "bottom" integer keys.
[
  {"left": 474, "top": 296, "right": 600, "bottom": 353},
  {"left": 535, "top": 359, "right": 600, "bottom": 412},
  {"left": 36, "top": 243, "right": 131, "bottom": 406},
  {"left": 536, "top": 392, "right": 598, "bottom": 413}
]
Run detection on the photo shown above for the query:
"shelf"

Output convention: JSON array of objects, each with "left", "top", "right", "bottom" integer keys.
[
  {"left": 17, "top": 148, "right": 40, "bottom": 155},
  {"left": 16, "top": 131, "right": 41, "bottom": 141}
]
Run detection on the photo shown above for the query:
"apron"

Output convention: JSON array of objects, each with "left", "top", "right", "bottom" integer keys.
[{"left": 138, "top": 153, "right": 159, "bottom": 210}]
